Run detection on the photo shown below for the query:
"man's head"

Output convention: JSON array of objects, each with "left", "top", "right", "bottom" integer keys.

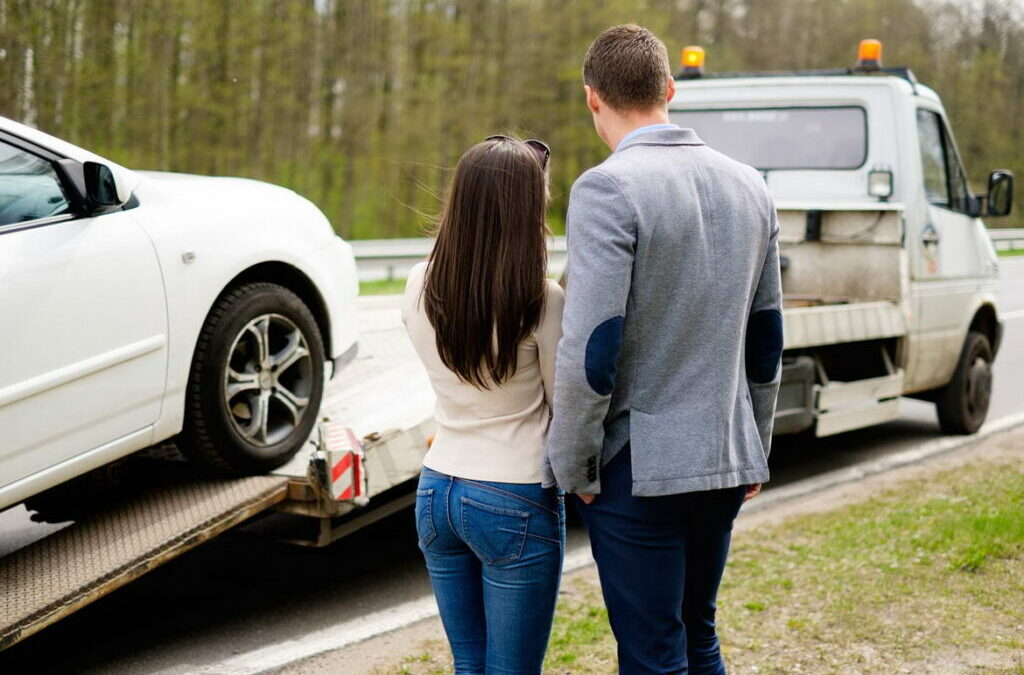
[{"left": 582, "top": 24, "right": 676, "bottom": 149}]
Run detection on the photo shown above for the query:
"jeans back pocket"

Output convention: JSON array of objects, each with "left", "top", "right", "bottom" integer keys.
[
  {"left": 460, "top": 497, "right": 529, "bottom": 566},
  {"left": 415, "top": 488, "right": 437, "bottom": 549}
]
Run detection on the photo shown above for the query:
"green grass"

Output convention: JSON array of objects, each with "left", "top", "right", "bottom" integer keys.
[
  {"left": 709, "top": 458, "right": 1024, "bottom": 673},
  {"left": 359, "top": 278, "right": 407, "bottom": 295},
  {"left": 997, "top": 248, "right": 1024, "bottom": 257},
  {"left": 381, "top": 454, "right": 1024, "bottom": 674}
]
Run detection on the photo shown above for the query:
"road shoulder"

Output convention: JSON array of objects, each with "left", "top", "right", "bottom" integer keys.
[{"left": 280, "top": 423, "right": 1024, "bottom": 675}]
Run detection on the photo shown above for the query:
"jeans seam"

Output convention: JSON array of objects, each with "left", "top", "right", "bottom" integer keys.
[
  {"left": 524, "top": 532, "right": 562, "bottom": 546},
  {"left": 443, "top": 475, "right": 456, "bottom": 538},
  {"left": 416, "top": 488, "right": 437, "bottom": 548},
  {"left": 455, "top": 479, "right": 559, "bottom": 517}
]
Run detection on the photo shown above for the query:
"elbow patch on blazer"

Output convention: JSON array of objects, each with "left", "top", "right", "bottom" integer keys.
[
  {"left": 746, "top": 309, "right": 783, "bottom": 383},
  {"left": 585, "top": 316, "right": 624, "bottom": 396}
]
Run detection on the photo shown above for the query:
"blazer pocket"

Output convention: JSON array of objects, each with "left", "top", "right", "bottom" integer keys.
[{"left": 460, "top": 497, "right": 529, "bottom": 566}]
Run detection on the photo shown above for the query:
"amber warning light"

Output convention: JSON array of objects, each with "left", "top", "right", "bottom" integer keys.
[
  {"left": 680, "top": 45, "right": 705, "bottom": 78},
  {"left": 856, "top": 39, "right": 883, "bottom": 69}
]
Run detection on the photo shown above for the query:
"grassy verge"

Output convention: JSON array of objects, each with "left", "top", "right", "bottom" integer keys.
[
  {"left": 385, "top": 456, "right": 1024, "bottom": 674},
  {"left": 997, "top": 248, "right": 1024, "bottom": 257},
  {"left": 359, "top": 278, "right": 407, "bottom": 295}
]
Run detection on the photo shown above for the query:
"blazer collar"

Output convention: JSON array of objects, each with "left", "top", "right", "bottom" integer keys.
[{"left": 615, "top": 127, "right": 705, "bottom": 152}]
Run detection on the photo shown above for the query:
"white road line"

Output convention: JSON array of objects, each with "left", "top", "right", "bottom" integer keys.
[
  {"left": 1001, "top": 308, "right": 1024, "bottom": 321},
  {"left": 173, "top": 412, "right": 1024, "bottom": 675},
  {"left": 169, "top": 542, "right": 596, "bottom": 675}
]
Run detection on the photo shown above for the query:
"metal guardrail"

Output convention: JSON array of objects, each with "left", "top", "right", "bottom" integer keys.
[
  {"left": 352, "top": 236, "right": 567, "bottom": 282},
  {"left": 353, "top": 229, "right": 1023, "bottom": 281},
  {"left": 989, "top": 228, "right": 1024, "bottom": 251}
]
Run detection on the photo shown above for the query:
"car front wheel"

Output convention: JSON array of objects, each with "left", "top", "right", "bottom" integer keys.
[{"left": 179, "top": 282, "right": 325, "bottom": 474}]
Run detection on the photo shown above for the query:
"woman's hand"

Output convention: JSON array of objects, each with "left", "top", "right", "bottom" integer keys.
[
  {"left": 743, "top": 483, "right": 762, "bottom": 502},
  {"left": 577, "top": 493, "right": 596, "bottom": 505}
]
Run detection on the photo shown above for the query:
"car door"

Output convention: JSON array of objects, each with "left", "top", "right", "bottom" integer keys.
[
  {"left": 0, "top": 134, "right": 168, "bottom": 490},
  {"left": 907, "top": 107, "right": 984, "bottom": 390}
]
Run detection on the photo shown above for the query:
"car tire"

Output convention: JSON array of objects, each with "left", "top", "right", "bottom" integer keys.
[
  {"left": 178, "top": 282, "right": 325, "bottom": 475},
  {"left": 935, "top": 331, "right": 992, "bottom": 435}
]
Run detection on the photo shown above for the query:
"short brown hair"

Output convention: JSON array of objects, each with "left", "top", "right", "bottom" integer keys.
[{"left": 583, "top": 24, "right": 672, "bottom": 112}]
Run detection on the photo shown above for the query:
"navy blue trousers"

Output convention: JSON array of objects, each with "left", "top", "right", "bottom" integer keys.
[{"left": 576, "top": 445, "right": 746, "bottom": 675}]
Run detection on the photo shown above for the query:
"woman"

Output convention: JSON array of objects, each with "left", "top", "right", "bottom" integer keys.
[{"left": 402, "top": 135, "right": 564, "bottom": 674}]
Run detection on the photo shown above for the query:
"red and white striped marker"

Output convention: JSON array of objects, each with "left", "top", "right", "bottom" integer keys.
[{"left": 317, "top": 422, "right": 366, "bottom": 500}]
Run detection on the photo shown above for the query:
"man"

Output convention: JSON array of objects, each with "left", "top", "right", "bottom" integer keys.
[{"left": 545, "top": 24, "right": 783, "bottom": 674}]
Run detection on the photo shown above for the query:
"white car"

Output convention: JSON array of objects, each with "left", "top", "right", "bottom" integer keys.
[{"left": 0, "top": 116, "right": 359, "bottom": 512}]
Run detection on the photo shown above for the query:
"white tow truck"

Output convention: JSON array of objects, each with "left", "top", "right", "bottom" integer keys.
[{"left": 670, "top": 40, "right": 1012, "bottom": 438}]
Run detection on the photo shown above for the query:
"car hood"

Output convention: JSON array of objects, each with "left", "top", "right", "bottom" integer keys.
[
  {"left": 132, "top": 171, "right": 336, "bottom": 242},
  {"left": 136, "top": 171, "right": 295, "bottom": 195}
]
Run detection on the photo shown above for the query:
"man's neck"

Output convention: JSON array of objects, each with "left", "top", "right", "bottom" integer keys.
[{"left": 605, "top": 109, "right": 672, "bottom": 151}]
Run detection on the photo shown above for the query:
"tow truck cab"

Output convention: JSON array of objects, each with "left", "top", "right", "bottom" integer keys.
[{"left": 669, "top": 41, "right": 1013, "bottom": 437}]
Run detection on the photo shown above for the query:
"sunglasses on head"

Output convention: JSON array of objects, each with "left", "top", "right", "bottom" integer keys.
[{"left": 484, "top": 135, "right": 551, "bottom": 170}]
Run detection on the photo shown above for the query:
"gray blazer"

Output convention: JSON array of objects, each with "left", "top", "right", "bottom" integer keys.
[{"left": 545, "top": 128, "right": 782, "bottom": 497}]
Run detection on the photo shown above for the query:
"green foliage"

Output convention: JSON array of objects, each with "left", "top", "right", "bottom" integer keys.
[{"left": 1, "top": 0, "right": 1022, "bottom": 236}]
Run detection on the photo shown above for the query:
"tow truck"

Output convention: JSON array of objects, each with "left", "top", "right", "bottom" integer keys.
[{"left": 670, "top": 39, "right": 1012, "bottom": 438}]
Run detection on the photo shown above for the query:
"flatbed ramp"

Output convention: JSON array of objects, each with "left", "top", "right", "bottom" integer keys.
[
  {"left": 1, "top": 295, "right": 434, "bottom": 650},
  {"left": 0, "top": 475, "right": 288, "bottom": 649}
]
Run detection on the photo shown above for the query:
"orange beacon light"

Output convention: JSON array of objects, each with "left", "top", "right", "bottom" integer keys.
[
  {"left": 680, "top": 45, "right": 705, "bottom": 78},
  {"left": 856, "top": 39, "right": 883, "bottom": 69}
]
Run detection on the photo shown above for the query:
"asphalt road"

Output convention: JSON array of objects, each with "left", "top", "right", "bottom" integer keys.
[{"left": 2, "top": 256, "right": 1023, "bottom": 675}]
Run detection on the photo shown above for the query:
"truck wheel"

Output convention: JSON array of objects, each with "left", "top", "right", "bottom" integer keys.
[
  {"left": 178, "top": 282, "right": 325, "bottom": 475},
  {"left": 935, "top": 331, "right": 992, "bottom": 435}
]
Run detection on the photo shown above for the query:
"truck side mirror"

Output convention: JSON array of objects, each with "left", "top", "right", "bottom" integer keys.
[{"left": 987, "top": 170, "right": 1013, "bottom": 218}]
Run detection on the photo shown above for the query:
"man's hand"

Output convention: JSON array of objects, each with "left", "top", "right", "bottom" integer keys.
[
  {"left": 577, "top": 493, "right": 596, "bottom": 505},
  {"left": 743, "top": 483, "right": 762, "bottom": 502}
]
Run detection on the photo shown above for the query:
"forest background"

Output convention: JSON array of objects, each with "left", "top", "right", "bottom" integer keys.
[{"left": 2, "top": 0, "right": 1021, "bottom": 237}]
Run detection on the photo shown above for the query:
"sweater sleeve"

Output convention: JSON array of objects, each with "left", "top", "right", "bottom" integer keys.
[
  {"left": 546, "top": 170, "right": 637, "bottom": 495},
  {"left": 536, "top": 280, "right": 565, "bottom": 413}
]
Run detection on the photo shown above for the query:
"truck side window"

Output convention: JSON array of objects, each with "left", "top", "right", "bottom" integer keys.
[
  {"left": 942, "top": 125, "right": 970, "bottom": 213},
  {"left": 916, "top": 109, "right": 970, "bottom": 213}
]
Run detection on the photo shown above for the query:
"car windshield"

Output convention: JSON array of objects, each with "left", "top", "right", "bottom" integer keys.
[{"left": 669, "top": 106, "right": 867, "bottom": 170}]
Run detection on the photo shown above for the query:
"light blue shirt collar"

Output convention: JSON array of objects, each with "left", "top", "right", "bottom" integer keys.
[{"left": 616, "top": 123, "right": 680, "bottom": 151}]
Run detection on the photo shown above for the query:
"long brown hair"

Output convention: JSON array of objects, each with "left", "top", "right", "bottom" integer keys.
[{"left": 423, "top": 136, "right": 549, "bottom": 389}]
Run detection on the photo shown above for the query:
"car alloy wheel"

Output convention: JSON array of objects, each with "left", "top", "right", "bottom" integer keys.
[{"left": 224, "top": 313, "right": 314, "bottom": 447}]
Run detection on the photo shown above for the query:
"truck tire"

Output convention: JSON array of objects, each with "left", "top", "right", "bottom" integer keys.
[
  {"left": 935, "top": 331, "right": 992, "bottom": 435},
  {"left": 178, "top": 282, "right": 326, "bottom": 475}
]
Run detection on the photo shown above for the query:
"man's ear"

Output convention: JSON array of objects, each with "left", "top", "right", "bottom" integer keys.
[
  {"left": 665, "top": 77, "right": 676, "bottom": 104},
  {"left": 585, "top": 85, "right": 601, "bottom": 114}
]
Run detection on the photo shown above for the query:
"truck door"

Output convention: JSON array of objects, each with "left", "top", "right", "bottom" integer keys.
[
  {"left": 907, "top": 107, "right": 983, "bottom": 390},
  {"left": 0, "top": 136, "right": 168, "bottom": 493}
]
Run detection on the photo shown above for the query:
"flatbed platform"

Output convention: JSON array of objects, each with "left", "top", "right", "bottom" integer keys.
[
  {"left": 783, "top": 298, "right": 906, "bottom": 350},
  {"left": 0, "top": 474, "right": 288, "bottom": 649},
  {"left": 0, "top": 296, "right": 436, "bottom": 650}
]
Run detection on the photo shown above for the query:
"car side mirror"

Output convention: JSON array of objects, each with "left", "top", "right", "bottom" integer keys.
[
  {"left": 54, "top": 159, "right": 127, "bottom": 214},
  {"left": 84, "top": 161, "right": 120, "bottom": 207},
  {"left": 987, "top": 170, "right": 1013, "bottom": 218}
]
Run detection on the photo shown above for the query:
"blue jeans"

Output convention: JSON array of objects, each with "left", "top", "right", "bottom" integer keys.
[
  {"left": 577, "top": 445, "right": 746, "bottom": 675},
  {"left": 415, "top": 468, "right": 565, "bottom": 675}
]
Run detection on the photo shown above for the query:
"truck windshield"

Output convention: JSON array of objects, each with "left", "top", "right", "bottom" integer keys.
[{"left": 669, "top": 106, "right": 867, "bottom": 170}]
